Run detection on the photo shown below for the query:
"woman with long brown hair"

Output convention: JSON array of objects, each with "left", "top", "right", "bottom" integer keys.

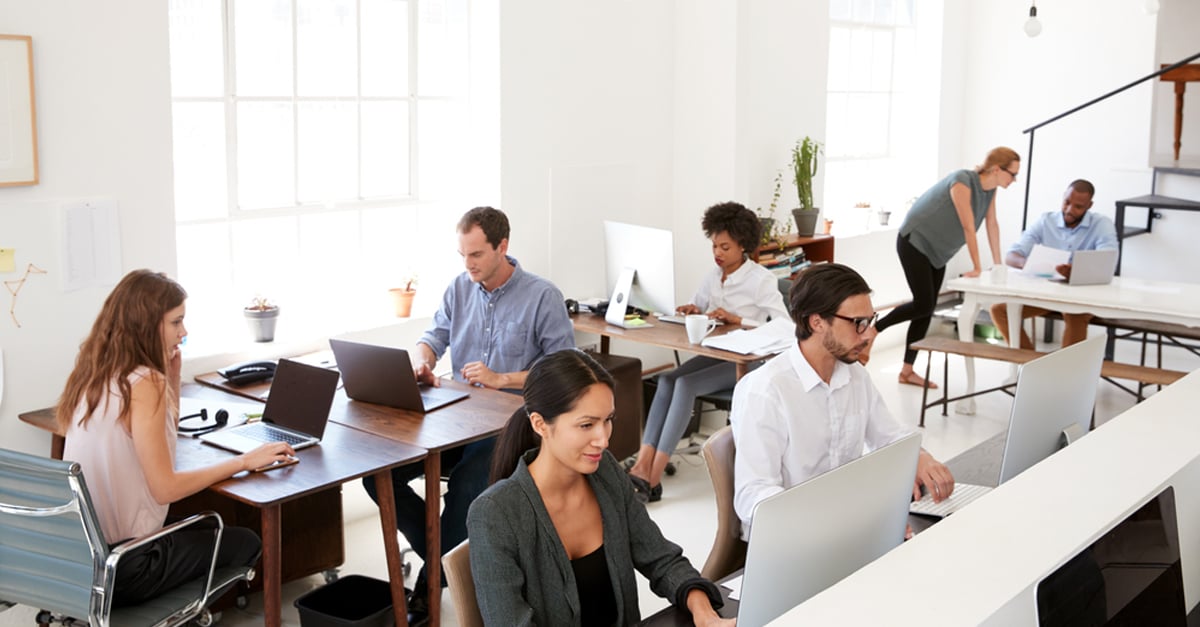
[{"left": 57, "top": 269, "right": 293, "bottom": 606}]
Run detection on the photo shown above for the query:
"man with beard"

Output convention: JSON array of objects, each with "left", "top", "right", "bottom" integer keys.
[
  {"left": 730, "top": 263, "right": 955, "bottom": 539},
  {"left": 989, "top": 179, "right": 1117, "bottom": 349}
]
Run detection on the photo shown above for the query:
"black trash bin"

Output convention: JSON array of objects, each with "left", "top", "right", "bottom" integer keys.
[{"left": 294, "top": 575, "right": 395, "bottom": 627}]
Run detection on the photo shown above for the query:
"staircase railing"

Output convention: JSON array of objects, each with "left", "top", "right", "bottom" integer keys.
[{"left": 1019, "top": 50, "right": 1200, "bottom": 231}]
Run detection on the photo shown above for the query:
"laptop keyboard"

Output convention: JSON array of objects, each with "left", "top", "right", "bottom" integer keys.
[
  {"left": 909, "top": 482, "right": 992, "bottom": 517},
  {"left": 237, "top": 422, "right": 308, "bottom": 446}
]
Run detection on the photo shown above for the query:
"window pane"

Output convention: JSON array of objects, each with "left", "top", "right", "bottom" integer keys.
[
  {"left": 825, "top": 93, "right": 850, "bottom": 158},
  {"left": 297, "top": 0, "right": 357, "bottom": 97},
  {"left": 297, "top": 102, "right": 358, "bottom": 203},
  {"left": 852, "top": 0, "right": 874, "bottom": 22},
  {"left": 172, "top": 102, "right": 228, "bottom": 221},
  {"left": 230, "top": 216, "right": 300, "bottom": 302},
  {"left": 169, "top": 0, "right": 223, "bottom": 97},
  {"left": 235, "top": 0, "right": 293, "bottom": 97},
  {"left": 846, "top": 94, "right": 889, "bottom": 156},
  {"left": 297, "top": 212, "right": 364, "bottom": 311},
  {"left": 875, "top": 0, "right": 895, "bottom": 25},
  {"left": 830, "top": 0, "right": 852, "bottom": 21},
  {"left": 237, "top": 102, "right": 295, "bottom": 209},
  {"left": 361, "top": 101, "right": 410, "bottom": 198},
  {"left": 895, "top": 0, "right": 915, "bottom": 26},
  {"left": 870, "top": 30, "right": 893, "bottom": 92},
  {"left": 362, "top": 0, "right": 409, "bottom": 97},
  {"left": 417, "top": 0, "right": 468, "bottom": 96},
  {"left": 176, "top": 222, "right": 235, "bottom": 337},
  {"left": 826, "top": 27, "right": 851, "bottom": 92},
  {"left": 416, "top": 99, "right": 464, "bottom": 197},
  {"left": 893, "top": 28, "right": 915, "bottom": 91},
  {"left": 848, "top": 28, "right": 873, "bottom": 91}
]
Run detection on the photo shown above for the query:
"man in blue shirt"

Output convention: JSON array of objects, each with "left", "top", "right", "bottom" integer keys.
[
  {"left": 990, "top": 179, "right": 1118, "bottom": 349},
  {"left": 363, "top": 207, "right": 575, "bottom": 625}
]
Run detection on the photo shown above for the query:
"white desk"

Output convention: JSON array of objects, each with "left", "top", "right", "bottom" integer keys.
[
  {"left": 773, "top": 368, "right": 1200, "bottom": 626},
  {"left": 946, "top": 270, "right": 1200, "bottom": 413}
]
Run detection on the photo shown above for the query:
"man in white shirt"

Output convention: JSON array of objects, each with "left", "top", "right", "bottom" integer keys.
[{"left": 731, "top": 262, "right": 955, "bottom": 539}]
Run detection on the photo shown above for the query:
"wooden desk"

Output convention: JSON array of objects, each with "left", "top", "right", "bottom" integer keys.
[
  {"left": 18, "top": 393, "right": 426, "bottom": 627},
  {"left": 947, "top": 272, "right": 1200, "bottom": 413},
  {"left": 571, "top": 313, "right": 767, "bottom": 380},
  {"left": 197, "top": 372, "right": 523, "bottom": 627}
]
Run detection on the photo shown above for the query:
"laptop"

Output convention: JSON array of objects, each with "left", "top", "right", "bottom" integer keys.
[
  {"left": 328, "top": 338, "right": 469, "bottom": 412},
  {"left": 735, "top": 433, "right": 921, "bottom": 627},
  {"left": 1055, "top": 248, "right": 1119, "bottom": 286},
  {"left": 910, "top": 335, "right": 1106, "bottom": 517},
  {"left": 656, "top": 314, "right": 724, "bottom": 326},
  {"left": 200, "top": 358, "right": 339, "bottom": 453}
]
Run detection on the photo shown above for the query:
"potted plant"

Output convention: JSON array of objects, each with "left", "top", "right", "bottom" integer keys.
[
  {"left": 244, "top": 295, "right": 279, "bottom": 343},
  {"left": 790, "top": 136, "right": 823, "bottom": 237},
  {"left": 755, "top": 171, "right": 792, "bottom": 248},
  {"left": 388, "top": 273, "right": 418, "bottom": 318}
]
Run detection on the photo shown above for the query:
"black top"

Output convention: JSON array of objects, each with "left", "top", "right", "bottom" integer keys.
[{"left": 572, "top": 544, "right": 618, "bottom": 627}]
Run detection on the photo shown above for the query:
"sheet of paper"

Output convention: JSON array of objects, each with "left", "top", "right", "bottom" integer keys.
[
  {"left": 701, "top": 316, "right": 795, "bottom": 356},
  {"left": 0, "top": 347, "right": 5, "bottom": 408},
  {"left": 1021, "top": 244, "right": 1070, "bottom": 278},
  {"left": 0, "top": 248, "right": 14, "bottom": 273},
  {"left": 61, "top": 200, "right": 122, "bottom": 292},
  {"left": 722, "top": 574, "right": 744, "bottom": 601}
]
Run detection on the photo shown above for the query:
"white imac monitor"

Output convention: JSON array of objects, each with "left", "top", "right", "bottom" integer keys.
[{"left": 602, "top": 221, "right": 677, "bottom": 316}]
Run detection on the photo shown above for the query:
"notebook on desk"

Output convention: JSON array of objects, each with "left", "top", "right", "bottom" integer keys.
[
  {"left": 200, "top": 358, "right": 339, "bottom": 454},
  {"left": 909, "top": 335, "right": 1106, "bottom": 518},
  {"left": 329, "top": 338, "right": 469, "bottom": 412}
]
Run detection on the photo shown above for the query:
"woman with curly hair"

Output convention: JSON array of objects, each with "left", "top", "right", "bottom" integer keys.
[
  {"left": 626, "top": 202, "right": 787, "bottom": 502},
  {"left": 57, "top": 269, "right": 294, "bottom": 605}
]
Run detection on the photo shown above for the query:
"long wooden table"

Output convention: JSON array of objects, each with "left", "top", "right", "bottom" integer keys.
[
  {"left": 196, "top": 372, "right": 523, "bottom": 627},
  {"left": 571, "top": 313, "right": 769, "bottom": 380},
  {"left": 18, "top": 384, "right": 426, "bottom": 627},
  {"left": 947, "top": 271, "right": 1200, "bottom": 414}
]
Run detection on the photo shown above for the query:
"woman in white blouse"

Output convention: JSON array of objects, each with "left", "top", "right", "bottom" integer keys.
[{"left": 627, "top": 202, "right": 788, "bottom": 502}]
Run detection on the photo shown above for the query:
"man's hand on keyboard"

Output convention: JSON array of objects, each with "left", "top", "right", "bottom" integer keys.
[{"left": 914, "top": 449, "right": 955, "bottom": 502}]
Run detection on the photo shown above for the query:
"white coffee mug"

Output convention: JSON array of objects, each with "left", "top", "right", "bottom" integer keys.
[
  {"left": 990, "top": 264, "right": 1007, "bottom": 284},
  {"left": 685, "top": 314, "right": 718, "bottom": 344}
]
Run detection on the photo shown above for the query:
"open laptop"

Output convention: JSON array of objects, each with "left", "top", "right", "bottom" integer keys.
[
  {"left": 200, "top": 358, "right": 339, "bottom": 453},
  {"left": 1055, "top": 248, "right": 1119, "bottom": 286},
  {"left": 910, "top": 335, "right": 1106, "bottom": 517},
  {"left": 328, "top": 338, "right": 469, "bottom": 412},
  {"left": 735, "top": 433, "right": 921, "bottom": 627}
]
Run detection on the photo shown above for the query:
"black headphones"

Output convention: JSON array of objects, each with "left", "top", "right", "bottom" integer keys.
[{"left": 178, "top": 408, "right": 230, "bottom": 436}]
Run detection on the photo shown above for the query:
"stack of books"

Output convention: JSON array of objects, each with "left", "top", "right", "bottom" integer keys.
[{"left": 760, "top": 248, "right": 810, "bottom": 278}]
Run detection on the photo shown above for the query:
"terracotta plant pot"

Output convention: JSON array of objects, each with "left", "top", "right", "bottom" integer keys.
[
  {"left": 244, "top": 306, "right": 280, "bottom": 342},
  {"left": 389, "top": 288, "right": 416, "bottom": 318}
]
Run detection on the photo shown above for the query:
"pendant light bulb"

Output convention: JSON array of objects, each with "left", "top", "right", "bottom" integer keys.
[{"left": 1024, "top": 4, "right": 1043, "bottom": 38}]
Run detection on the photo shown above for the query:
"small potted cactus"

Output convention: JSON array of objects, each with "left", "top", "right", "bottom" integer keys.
[{"left": 244, "top": 295, "right": 280, "bottom": 342}]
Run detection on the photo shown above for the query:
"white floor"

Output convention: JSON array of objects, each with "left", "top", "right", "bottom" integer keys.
[{"left": 2, "top": 322, "right": 1191, "bottom": 626}]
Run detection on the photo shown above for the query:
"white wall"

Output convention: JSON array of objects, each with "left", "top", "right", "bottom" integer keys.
[{"left": 0, "top": 2, "right": 176, "bottom": 455}]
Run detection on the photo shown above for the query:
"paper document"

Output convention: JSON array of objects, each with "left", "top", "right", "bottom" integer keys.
[
  {"left": 700, "top": 317, "right": 795, "bottom": 356},
  {"left": 1021, "top": 244, "right": 1070, "bottom": 278},
  {"left": 722, "top": 574, "right": 744, "bottom": 601}
]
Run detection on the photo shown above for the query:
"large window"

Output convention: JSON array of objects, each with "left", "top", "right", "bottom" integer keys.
[
  {"left": 168, "top": 0, "right": 496, "bottom": 352},
  {"left": 824, "top": 0, "right": 941, "bottom": 233}
]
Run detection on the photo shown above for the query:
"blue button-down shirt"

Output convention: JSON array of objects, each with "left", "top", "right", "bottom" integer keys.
[
  {"left": 418, "top": 256, "right": 575, "bottom": 389},
  {"left": 1009, "top": 210, "right": 1118, "bottom": 260}
]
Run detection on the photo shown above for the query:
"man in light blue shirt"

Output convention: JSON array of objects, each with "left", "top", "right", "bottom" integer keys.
[
  {"left": 990, "top": 179, "right": 1117, "bottom": 349},
  {"left": 364, "top": 206, "right": 575, "bottom": 625}
]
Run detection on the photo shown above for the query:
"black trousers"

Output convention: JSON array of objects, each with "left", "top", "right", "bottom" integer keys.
[
  {"left": 112, "top": 524, "right": 261, "bottom": 607},
  {"left": 875, "top": 233, "right": 946, "bottom": 365}
]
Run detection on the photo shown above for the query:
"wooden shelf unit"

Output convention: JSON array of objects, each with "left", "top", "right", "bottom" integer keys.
[{"left": 752, "top": 234, "right": 835, "bottom": 279}]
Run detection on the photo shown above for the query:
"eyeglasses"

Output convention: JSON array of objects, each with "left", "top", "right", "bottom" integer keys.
[
  {"left": 1003, "top": 167, "right": 1019, "bottom": 181},
  {"left": 831, "top": 312, "right": 878, "bottom": 334}
]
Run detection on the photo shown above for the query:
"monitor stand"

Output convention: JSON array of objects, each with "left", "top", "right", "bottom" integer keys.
[
  {"left": 1059, "top": 423, "right": 1087, "bottom": 448},
  {"left": 605, "top": 266, "right": 654, "bottom": 329}
]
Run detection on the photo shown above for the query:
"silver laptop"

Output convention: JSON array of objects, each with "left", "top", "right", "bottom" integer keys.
[
  {"left": 910, "top": 335, "right": 1106, "bottom": 517},
  {"left": 200, "top": 358, "right": 339, "bottom": 453},
  {"left": 328, "top": 338, "right": 469, "bottom": 412},
  {"left": 1055, "top": 248, "right": 1119, "bottom": 285},
  {"left": 737, "top": 433, "right": 921, "bottom": 627}
]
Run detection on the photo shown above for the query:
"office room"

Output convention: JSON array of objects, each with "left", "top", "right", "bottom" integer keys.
[{"left": 2, "top": 0, "right": 1200, "bottom": 625}]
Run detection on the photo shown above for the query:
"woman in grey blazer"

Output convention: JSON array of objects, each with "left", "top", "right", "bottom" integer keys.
[{"left": 467, "top": 349, "right": 732, "bottom": 626}]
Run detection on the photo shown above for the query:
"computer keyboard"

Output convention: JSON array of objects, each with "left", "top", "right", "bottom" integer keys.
[
  {"left": 908, "top": 482, "right": 992, "bottom": 518},
  {"left": 237, "top": 422, "right": 308, "bottom": 446},
  {"left": 657, "top": 315, "right": 725, "bottom": 326}
]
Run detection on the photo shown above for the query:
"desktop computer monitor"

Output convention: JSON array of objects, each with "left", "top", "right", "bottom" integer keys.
[
  {"left": 603, "top": 221, "right": 677, "bottom": 316},
  {"left": 999, "top": 334, "right": 1106, "bottom": 483}
]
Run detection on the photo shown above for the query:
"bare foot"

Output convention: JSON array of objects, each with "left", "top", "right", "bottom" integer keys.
[{"left": 898, "top": 370, "right": 938, "bottom": 389}]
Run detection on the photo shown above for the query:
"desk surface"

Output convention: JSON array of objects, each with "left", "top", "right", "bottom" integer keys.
[{"left": 571, "top": 313, "right": 767, "bottom": 366}]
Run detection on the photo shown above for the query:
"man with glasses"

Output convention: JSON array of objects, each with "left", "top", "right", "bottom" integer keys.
[
  {"left": 730, "top": 263, "right": 955, "bottom": 539},
  {"left": 989, "top": 179, "right": 1117, "bottom": 349}
]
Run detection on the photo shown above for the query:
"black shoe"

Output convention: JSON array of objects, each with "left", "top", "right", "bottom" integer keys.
[
  {"left": 407, "top": 587, "right": 431, "bottom": 627},
  {"left": 627, "top": 473, "right": 652, "bottom": 504},
  {"left": 648, "top": 482, "right": 663, "bottom": 503}
]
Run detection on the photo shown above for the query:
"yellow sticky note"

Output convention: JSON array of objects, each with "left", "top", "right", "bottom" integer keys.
[{"left": 0, "top": 249, "right": 14, "bottom": 273}]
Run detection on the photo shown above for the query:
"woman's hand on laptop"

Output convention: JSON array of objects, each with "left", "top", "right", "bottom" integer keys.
[{"left": 240, "top": 442, "right": 296, "bottom": 473}]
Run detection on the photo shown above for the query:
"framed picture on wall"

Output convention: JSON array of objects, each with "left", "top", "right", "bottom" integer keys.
[{"left": 0, "top": 34, "right": 38, "bottom": 187}]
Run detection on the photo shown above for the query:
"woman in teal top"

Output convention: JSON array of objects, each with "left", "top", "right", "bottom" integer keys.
[{"left": 873, "top": 147, "right": 1019, "bottom": 387}]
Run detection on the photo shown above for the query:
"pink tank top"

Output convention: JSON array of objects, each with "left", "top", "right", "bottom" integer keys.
[{"left": 64, "top": 367, "right": 176, "bottom": 544}]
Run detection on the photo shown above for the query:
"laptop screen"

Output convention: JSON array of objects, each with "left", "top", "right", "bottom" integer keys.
[{"left": 262, "top": 358, "right": 340, "bottom": 438}]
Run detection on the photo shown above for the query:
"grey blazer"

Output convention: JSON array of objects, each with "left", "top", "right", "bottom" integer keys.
[{"left": 467, "top": 450, "right": 720, "bottom": 626}]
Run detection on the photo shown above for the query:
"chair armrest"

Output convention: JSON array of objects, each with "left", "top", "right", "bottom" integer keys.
[{"left": 101, "top": 511, "right": 225, "bottom": 619}]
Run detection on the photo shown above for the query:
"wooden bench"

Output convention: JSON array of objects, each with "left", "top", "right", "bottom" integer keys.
[{"left": 910, "top": 336, "right": 1187, "bottom": 428}]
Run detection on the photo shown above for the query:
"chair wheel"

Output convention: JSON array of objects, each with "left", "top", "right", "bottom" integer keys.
[
  {"left": 322, "top": 569, "right": 339, "bottom": 584},
  {"left": 664, "top": 462, "right": 677, "bottom": 476},
  {"left": 236, "top": 595, "right": 249, "bottom": 610},
  {"left": 194, "top": 608, "right": 215, "bottom": 626}
]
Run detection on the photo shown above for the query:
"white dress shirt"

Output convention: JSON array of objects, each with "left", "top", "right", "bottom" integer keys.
[
  {"left": 730, "top": 344, "right": 915, "bottom": 539},
  {"left": 690, "top": 260, "right": 788, "bottom": 327}
]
